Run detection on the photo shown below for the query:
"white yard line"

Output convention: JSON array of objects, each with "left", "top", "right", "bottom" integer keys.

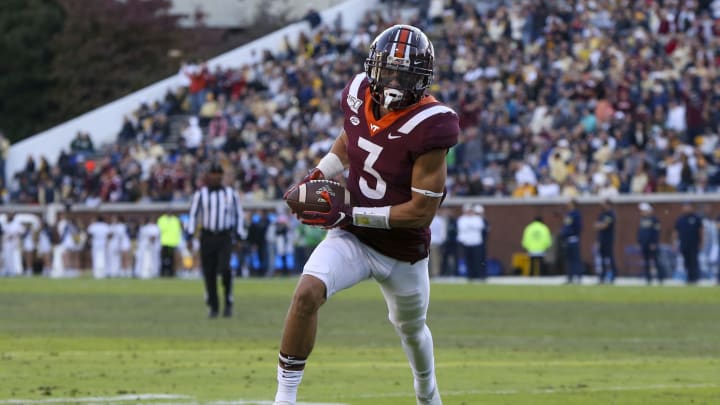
[
  {"left": 354, "top": 382, "right": 720, "bottom": 399},
  {"left": 2, "top": 383, "right": 716, "bottom": 404},
  {"left": 204, "top": 399, "right": 348, "bottom": 405},
  {"left": 0, "top": 394, "right": 191, "bottom": 404},
  {"left": 0, "top": 394, "right": 347, "bottom": 405}
]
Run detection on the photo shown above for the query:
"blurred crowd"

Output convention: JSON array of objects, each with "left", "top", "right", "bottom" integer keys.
[
  {"left": 0, "top": 209, "right": 326, "bottom": 279},
  {"left": 2, "top": 203, "right": 717, "bottom": 282},
  {"left": 5, "top": 0, "right": 720, "bottom": 205}
]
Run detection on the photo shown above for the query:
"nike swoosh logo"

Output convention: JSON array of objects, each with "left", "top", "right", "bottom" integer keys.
[
  {"left": 329, "top": 212, "right": 346, "bottom": 228},
  {"left": 388, "top": 133, "right": 402, "bottom": 140}
]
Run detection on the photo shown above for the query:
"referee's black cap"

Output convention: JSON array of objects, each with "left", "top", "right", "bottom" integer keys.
[{"left": 208, "top": 161, "right": 224, "bottom": 174}]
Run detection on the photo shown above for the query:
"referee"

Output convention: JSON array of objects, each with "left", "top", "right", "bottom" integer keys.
[{"left": 187, "top": 162, "right": 245, "bottom": 318}]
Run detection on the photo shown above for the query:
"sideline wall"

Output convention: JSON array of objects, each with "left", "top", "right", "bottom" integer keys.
[{"left": 3, "top": 194, "right": 718, "bottom": 277}]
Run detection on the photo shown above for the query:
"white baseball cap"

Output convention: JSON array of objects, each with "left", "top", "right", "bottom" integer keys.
[{"left": 639, "top": 202, "right": 652, "bottom": 212}]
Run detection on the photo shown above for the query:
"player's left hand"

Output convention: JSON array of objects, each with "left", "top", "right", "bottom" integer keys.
[{"left": 300, "top": 190, "right": 352, "bottom": 229}]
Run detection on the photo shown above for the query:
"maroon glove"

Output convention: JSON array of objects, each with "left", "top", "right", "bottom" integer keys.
[
  {"left": 300, "top": 188, "right": 352, "bottom": 229},
  {"left": 283, "top": 168, "right": 325, "bottom": 200},
  {"left": 300, "top": 167, "right": 325, "bottom": 184}
]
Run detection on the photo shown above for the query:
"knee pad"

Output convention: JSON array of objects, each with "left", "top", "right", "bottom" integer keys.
[
  {"left": 388, "top": 294, "right": 428, "bottom": 344},
  {"left": 394, "top": 318, "right": 426, "bottom": 346}
]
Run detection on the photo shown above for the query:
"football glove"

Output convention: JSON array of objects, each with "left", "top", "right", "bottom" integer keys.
[{"left": 300, "top": 188, "right": 352, "bottom": 229}]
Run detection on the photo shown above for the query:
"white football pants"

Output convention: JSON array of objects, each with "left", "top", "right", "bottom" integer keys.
[{"left": 303, "top": 229, "right": 436, "bottom": 395}]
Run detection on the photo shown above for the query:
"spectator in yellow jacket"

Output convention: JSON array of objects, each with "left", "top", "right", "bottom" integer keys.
[
  {"left": 157, "top": 212, "right": 183, "bottom": 277},
  {"left": 522, "top": 216, "right": 553, "bottom": 276}
]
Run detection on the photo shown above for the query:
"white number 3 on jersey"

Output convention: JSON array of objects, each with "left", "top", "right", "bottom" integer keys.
[{"left": 357, "top": 138, "right": 387, "bottom": 199}]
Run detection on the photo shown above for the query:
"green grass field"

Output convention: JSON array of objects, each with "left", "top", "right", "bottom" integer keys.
[{"left": 0, "top": 277, "right": 719, "bottom": 405}]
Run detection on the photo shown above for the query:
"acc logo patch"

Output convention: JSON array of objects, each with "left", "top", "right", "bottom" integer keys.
[{"left": 349, "top": 116, "right": 360, "bottom": 126}]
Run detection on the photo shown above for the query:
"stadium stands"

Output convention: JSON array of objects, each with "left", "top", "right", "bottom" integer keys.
[{"left": 6, "top": 0, "right": 720, "bottom": 205}]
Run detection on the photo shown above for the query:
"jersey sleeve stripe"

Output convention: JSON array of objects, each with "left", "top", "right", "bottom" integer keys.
[
  {"left": 348, "top": 73, "right": 366, "bottom": 100},
  {"left": 398, "top": 105, "right": 456, "bottom": 134}
]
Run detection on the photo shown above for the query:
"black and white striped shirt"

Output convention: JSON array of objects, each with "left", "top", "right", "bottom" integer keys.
[{"left": 187, "top": 186, "right": 244, "bottom": 237}]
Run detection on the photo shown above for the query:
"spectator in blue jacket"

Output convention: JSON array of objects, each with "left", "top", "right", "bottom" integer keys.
[
  {"left": 561, "top": 199, "right": 583, "bottom": 284},
  {"left": 637, "top": 203, "right": 665, "bottom": 285},
  {"left": 594, "top": 199, "right": 617, "bottom": 284},
  {"left": 674, "top": 203, "right": 703, "bottom": 284}
]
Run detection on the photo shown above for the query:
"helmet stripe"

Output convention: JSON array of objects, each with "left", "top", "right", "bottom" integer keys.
[
  {"left": 389, "top": 29, "right": 400, "bottom": 60},
  {"left": 404, "top": 31, "right": 413, "bottom": 60},
  {"left": 394, "top": 28, "right": 411, "bottom": 58}
]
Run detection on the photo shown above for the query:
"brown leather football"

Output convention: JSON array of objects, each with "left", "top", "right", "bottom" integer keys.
[{"left": 284, "top": 180, "right": 350, "bottom": 215}]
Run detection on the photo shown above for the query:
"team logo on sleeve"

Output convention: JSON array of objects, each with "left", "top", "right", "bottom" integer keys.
[
  {"left": 350, "top": 116, "right": 360, "bottom": 126},
  {"left": 346, "top": 94, "right": 363, "bottom": 113}
]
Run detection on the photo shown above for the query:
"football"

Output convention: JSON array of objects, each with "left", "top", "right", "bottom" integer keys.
[{"left": 284, "top": 179, "right": 351, "bottom": 215}]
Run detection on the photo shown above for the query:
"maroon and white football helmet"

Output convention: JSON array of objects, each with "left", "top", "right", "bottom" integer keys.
[{"left": 364, "top": 24, "right": 434, "bottom": 111}]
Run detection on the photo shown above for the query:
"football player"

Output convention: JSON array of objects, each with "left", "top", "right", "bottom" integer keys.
[{"left": 275, "top": 25, "right": 459, "bottom": 405}]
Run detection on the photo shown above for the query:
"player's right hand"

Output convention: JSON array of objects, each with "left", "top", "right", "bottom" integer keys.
[
  {"left": 283, "top": 168, "right": 325, "bottom": 200},
  {"left": 300, "top": 189, "right": 352, "bottom": 229}
]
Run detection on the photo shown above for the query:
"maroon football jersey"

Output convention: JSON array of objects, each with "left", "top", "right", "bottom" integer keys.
[{"left": 341, "top": 73, "right": 459, "bottom": 262}]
